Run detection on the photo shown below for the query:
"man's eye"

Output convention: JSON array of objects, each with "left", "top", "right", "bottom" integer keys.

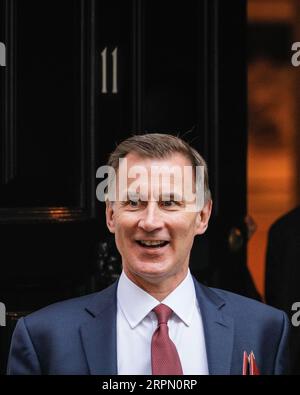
[
  {"left": 161, "top": 200, "right": 176, "bottom": 207},
  {"left": 128, "top": 200, "right": 139, "bottom": 207}
]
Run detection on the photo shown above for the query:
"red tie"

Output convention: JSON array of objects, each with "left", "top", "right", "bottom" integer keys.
[{"left": 151, "top": 304, "right": 183, "bottom": 375}]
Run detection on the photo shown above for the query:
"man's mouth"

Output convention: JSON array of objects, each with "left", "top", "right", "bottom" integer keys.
[{"left": 136, "top": 240, "right": 170, "bottom": 248}]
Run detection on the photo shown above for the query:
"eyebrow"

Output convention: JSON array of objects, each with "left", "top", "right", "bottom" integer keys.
[
  {"left": 119, "top": 190, "right": 189, "bottom": 202},
  {"left": 119, "top": 191, "right": 186, "bottom": 202},
  {"left": 159, "top": 192, "right": 184, "bottom": 201}
]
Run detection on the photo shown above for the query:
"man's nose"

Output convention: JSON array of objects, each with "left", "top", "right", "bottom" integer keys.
[{"left": 138, "top": 203, "right": 164, "bottom": 232}]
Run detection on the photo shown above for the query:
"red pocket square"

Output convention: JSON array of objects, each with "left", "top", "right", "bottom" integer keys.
[
  {"left": 242, "top": 351, "right": 249, "bottom": 375},
  {"left": 249, "top": 352, "right": 260, "bottom": 375},
  {"left": 242, "top": 351, "right": 260, "bottom": 375}
]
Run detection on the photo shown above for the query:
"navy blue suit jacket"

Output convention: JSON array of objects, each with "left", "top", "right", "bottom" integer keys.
[{"left": 7, "top": 277, "right": 290, "bottom": 375}]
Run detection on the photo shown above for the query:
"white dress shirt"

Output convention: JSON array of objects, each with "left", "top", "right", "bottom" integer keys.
[{"left": 116, "top": 269, "right": 209, "bottom": 375}]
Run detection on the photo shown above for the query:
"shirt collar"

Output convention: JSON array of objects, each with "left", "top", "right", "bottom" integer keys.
[
  {"left": 117, "top": 269, "right": 196, "bottom": 329},
  {"left": 161, "top": 270, "right": 196, "bottom": 327}
]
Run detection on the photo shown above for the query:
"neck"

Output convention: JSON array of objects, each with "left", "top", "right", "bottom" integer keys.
[{"left": 123, "top": 268, "right": 189, "bottom": 301}]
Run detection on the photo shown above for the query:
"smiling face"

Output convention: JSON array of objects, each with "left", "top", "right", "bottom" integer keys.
[{"left": 106, "top": 152, "right": 212, "bottom": 290}]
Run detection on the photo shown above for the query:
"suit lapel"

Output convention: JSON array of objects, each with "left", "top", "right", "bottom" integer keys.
[
  {"left": 193, "top": 278, "right": 234, "bottom": 375},
  {"left": 79, "top": 277, "right": 234, "bottom": 375},
  {"left": 80, "top": 281, "right": 119, "bottom": 375}
]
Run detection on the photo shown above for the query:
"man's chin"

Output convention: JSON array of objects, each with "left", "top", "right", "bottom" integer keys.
[{"left": 131, "top": 263, "right": 174, "bottom": 281}]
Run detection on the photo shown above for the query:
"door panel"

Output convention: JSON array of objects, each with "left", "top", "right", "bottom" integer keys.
[
  {"left": 0, "top": 0, "right": 97, "bottom": 299},
  {"left": 0, "top": 0, "right": 84, "bottom": 208}
]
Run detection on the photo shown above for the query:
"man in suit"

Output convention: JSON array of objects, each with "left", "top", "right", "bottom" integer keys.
[
  {"left": 265, "top": 206, "right": 300, "bottom": 374},
  {"left": 7, "top": 133, "right": 289, "bottom": 375}
]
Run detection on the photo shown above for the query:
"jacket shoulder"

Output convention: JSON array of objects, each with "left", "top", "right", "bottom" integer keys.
[
  {"left": 209, "top": 286, "right": 287, "bottom": 321},
  {"left": 269, "top": 206, "right": 300, "bottom": 235},
  {"left": 22, "top": 281, "right": 117, "bottom": 329}
]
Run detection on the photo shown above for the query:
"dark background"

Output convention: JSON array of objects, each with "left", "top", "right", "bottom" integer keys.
[{"left": 0, "top": 0, "right": 250, "bottom": 374}]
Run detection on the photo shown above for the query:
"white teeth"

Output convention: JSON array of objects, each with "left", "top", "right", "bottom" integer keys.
[{"left": 139, "top": 240, "right": 166, "bottom": 246}]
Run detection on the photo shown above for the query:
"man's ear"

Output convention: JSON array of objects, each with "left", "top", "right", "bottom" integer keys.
[
  {"left": 195, "top": 199, "right": 212, "bottom": 235},
  {"left": 106, "top": 200, "right": 115, "bottom": 234}
]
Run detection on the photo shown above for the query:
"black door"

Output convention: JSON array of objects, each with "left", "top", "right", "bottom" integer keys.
[{"left": 0, "top": 0, "right": 249, "bottom": 374}]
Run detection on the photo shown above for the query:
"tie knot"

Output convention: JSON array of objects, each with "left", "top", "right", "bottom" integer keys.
[{"left": 152, "top": 304, "right": 173, "bottom": 324}]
